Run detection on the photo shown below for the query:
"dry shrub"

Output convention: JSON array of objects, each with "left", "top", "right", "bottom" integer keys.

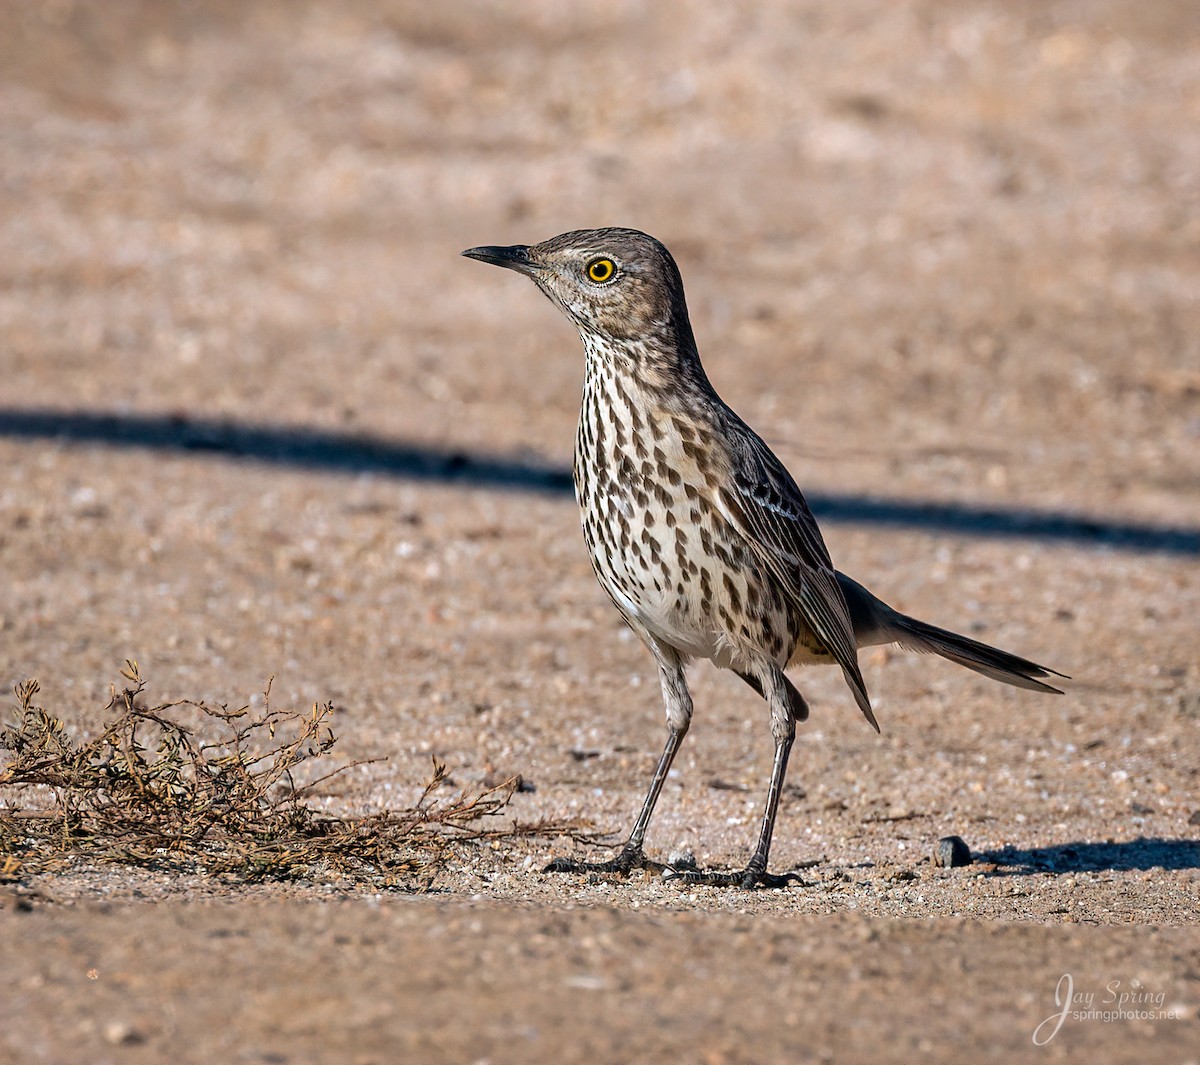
[{"left": 0, "top": 662, "right": 594, "bottom": 889}]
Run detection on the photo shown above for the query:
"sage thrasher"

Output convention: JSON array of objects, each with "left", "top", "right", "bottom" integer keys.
[{"left": 463, "top": 227, "right": 1065, "bottom": 889}]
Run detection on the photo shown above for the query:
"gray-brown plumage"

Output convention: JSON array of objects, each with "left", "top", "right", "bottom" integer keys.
[{"left": 463, "top": 227, "right": 1066, "bottom": 889}]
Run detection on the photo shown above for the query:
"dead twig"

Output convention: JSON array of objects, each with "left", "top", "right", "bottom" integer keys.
[{"left": 0, "top": 663, "right": 598, "bottom": 889}]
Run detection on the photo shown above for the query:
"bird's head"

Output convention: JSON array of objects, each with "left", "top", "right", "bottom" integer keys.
[{"left": 462, "top": 227, "right": 696, "bottom": 352}]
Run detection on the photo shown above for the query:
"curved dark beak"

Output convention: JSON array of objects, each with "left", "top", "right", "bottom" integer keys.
[{"left": 461, "top": 244, "right": 534, "bottom": 275}]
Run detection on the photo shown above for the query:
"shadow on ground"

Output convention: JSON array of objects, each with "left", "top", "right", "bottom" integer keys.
[
  {"left": 4, "top": 407, "right": 1199, "bottom": 556},
  {"left": 981, "top": 837, "right": 1200, "bottom": 874}
]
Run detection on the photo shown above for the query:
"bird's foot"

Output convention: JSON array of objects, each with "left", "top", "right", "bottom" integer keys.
[
  {"left": 664, "top": 865, "right": 804, "bottom": 891},
  {"left": 543, "top": 845, "right": 662, "bottom": 878}
]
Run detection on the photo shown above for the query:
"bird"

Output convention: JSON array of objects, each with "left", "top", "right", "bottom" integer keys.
[{"left": 462, "top": 227, "right": 1066, "bottom": 889}]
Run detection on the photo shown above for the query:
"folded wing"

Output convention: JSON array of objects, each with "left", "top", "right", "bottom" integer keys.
[{"left": 714, "top": 430, "right": 879, "bottom": 732}]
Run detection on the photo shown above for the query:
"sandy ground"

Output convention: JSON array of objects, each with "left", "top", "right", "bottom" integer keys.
[{"left": 1, "top": 1, "right": 1199, "bottom": 1062}]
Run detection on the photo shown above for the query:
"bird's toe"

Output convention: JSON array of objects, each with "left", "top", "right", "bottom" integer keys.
[{"left": 665, "top": 866, "right": 805, "bottom": 890}]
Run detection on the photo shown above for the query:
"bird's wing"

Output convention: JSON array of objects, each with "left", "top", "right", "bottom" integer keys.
[{"left": 714, "top": 430, "right": 878, "bottom": 731}]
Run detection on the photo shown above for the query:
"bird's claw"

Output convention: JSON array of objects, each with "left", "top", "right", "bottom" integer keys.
[
  {"left": 542, "top": 848, "right": 662, "bottom": 878},
  {"left": 664, "top": 866, "right": 805, "bottom": 890}
]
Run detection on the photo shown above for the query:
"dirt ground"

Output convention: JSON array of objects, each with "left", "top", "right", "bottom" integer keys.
[{"left": 2, "top": 1, "right": 1199, "bottom": 1062}]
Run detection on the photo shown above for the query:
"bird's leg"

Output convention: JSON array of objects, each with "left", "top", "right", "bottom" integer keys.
[
  {"left": 543, "top": 726, "right": 684, "bottom": 876},
  {"left": 544, "top": 649, "right": 691, "bottom": 878},
  {"left": 736, "top": 669, "right": 809, "bottom": 723},
  {"left": 739, "top": 730, "right": 799, "bottom": 886},
  {"left": 669, "top": 669, "right": 806, "bottom": 890}
]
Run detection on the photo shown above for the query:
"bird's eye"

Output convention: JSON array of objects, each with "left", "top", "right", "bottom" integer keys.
[{"left": 585, "top": 257, "right": 617, "bottom": 284}]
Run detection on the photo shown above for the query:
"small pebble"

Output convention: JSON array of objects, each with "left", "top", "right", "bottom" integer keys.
[
  {"left": 1188, "top": 810, "right": 1200, "bottom": 826},
  {"left": 103, "top": 1021, "right": 143, "bottom": 1046},
  {"left": 934, "top": 836, "right": 972, "bottom": 868},
  {"left": 667, "top": 850, "right": 697, "bottom": 871}
]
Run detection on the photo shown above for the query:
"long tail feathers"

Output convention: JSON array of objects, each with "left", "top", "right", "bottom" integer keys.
[
  {"left": 890, "top": 613, "right": 1068, "bottom": 694},
  {"left": 835, "top": 571, "right": 1068, "bottom": 695}
]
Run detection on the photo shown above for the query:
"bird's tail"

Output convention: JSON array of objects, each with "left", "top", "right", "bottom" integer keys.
[
  {"left": 886, "top": 613, "right": 1067, "bottom": 693},
  {"left": 836, "top": 571, "right": 1067, "bottom": 694}
]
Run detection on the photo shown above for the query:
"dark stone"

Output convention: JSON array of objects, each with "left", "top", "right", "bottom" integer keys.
[{"left": 934, "top": 835, "right": 972, "bottom": 868}]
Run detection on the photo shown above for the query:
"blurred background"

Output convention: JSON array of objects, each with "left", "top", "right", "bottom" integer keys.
[
  {"left": 3, "top": 7, "right": 1199, "bottom": 1058},
  {"left": 1, "top": 0, "right": 1197, "bottom": 811},
  {"left": 4, "top": 0, "right": 1197, "bottom": 488}
]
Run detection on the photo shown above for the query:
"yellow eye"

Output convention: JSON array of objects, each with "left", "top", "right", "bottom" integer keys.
[{"left": 585, "top": 257, "right": 616, "bottom": 284}]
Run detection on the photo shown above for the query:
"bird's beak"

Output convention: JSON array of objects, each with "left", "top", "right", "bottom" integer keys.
[{"left": 461, "top": 244, "right": 535, "bottom": 275}]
